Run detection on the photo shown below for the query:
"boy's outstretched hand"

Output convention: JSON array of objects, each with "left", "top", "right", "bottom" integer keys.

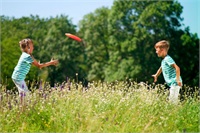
[
  {"left": 152, "top": 74, "right": 157, "bottom": 83},
  {"left": 33, "top": 57, "right": 59, "bottom": 69},
  {"left": 50, "top": 58, "right": 59, "bottom": 66}
]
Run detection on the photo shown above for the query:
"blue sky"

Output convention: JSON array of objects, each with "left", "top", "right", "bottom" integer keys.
[{"left": 1, "top": 0, "right": 199, "bottom": 37}]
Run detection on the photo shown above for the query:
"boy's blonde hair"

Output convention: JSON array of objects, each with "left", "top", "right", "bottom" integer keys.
[
  {"left": 19, "top": 38, "right": 32, "bottom": 50},
  {"left": 154, "top": 40, "right": 170, "bottom": 51}
]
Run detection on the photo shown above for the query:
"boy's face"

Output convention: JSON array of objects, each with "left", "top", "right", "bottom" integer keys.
[
  {"left": 154, "top": 41, "right": 169, "bottom": 58},
  {"left": 155, "top": 47, "right": 166, "bottom": 58}
]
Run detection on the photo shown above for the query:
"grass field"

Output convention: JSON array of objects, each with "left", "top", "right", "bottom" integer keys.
[{"left": 0, "top": 80, "right": 199, "bottom": 132}]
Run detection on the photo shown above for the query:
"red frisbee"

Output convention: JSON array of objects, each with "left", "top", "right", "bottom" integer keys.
[{"left": 65, "top": 33, "right": 82, "bottom": 42}]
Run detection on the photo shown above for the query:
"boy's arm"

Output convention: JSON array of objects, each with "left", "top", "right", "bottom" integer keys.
[
  {"left": 32, "top": 57, "right": 58, "bottom": 69},
  {"left": 152, "top": 67, "right": 162, "bottom": 83},
  {"left": 171, "top": 64, "right": 182, "bottom": 86}
]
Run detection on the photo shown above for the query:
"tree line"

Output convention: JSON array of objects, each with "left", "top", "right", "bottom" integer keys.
[{"left": 1, "top": 0, "right": 199, "bottom": 89}]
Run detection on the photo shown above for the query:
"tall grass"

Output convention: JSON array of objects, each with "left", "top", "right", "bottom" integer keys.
[{"left": 0, "top": 80, "right": 199, "bottom": 132}]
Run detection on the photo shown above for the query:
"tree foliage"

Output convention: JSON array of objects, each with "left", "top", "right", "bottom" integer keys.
[
  {"left": 78, "top": 0, "right": 199, "bottom": 86},
  {"left": 1, "top": 15, "right": 86, "bottom": 88},
  {"left": 1, "top": 0, "right": 199, "bottom": 89}
]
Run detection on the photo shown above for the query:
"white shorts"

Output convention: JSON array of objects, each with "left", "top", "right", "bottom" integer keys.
[
  {"left": 12, "top": 79, "right": 30, "bottom": 96},
  {"left": 169, "top": 85, "right": 181, "bottom": 104}
]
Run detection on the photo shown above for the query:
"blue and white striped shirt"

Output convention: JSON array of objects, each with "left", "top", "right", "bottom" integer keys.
[
  {"left": 12, "top": 52, "right": 34, "bottom": 81},
  {"left": 161, "top": 55, "right": 182, "bottom": 87}
]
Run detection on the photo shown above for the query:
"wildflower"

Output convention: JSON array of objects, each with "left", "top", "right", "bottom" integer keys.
[
  {"left": 60, "top": 83, "right": 64, "bottom": 91},
  {"left": 39, "top": 80, "right": 43, "bottom": 90},
  {"left": 20, "top": 92, "right": 24, "bottom": 97},
  {"left": 8, "top": 101, "right": 12, "bottom": 110},
  {"left": 66, "top": 77, "right": 71, "bottom": 91},
  {"left": 54, "top": 83, "right": 57, "bottom": 90},
  {"left": 43, "top": 93, "right": 47, "bottom": 99},
  {"left": 15, "top": 99, "right": 18, "bottom": 104},
  {"left": 0, "top": 94, "right": 2, "bottom": 102},
  {"left": 76, "top": 73, "right": 79, "bottom": 83}
]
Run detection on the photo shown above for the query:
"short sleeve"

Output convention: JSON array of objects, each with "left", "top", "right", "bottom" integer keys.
[
  {"left": 24, "top": 55, "right": 34, "bottom": 64},
  {"left": 166, "top": 56, "right": 175, "bottom": 66}
]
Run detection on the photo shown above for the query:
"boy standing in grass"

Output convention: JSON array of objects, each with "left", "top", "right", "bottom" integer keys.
[
  {"left": 12, "top": 38, "right": 59, "bottom": 97},
  {"left": 152, "top": 40, "right": 182, "bottom": 104}
]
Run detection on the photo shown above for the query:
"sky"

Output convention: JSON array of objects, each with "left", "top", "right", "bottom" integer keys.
[{"left": 0, "top": 0, "right": 199, "bottom": 37}]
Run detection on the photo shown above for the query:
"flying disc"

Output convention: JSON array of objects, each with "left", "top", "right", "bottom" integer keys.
[{"left": 65, "top": 33, "right": 82, "bottom": 42}]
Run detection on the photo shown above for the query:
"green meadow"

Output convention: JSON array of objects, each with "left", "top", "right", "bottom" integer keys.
[{"left": 0, "top": 81, "right": 199, "bottom": 132}]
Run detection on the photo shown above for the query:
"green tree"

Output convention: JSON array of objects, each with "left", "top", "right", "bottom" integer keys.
[
  {"left": 37, "top": 15, "right": 86, "bottom": 85},
  {"left": 1, "top": 16, "right": 38, "bottom": 88},
  {"left": 1, "top": 15, "right": 86, "bottom": 89},
  {"left": 1, "top": 0, "right": 199, "bottom": 89},
  {"left": 79, "top": 7, "right": 111, "bottom": 81},
  {"left": 79, "top": 0, "right": 199, "bottom": 86}
]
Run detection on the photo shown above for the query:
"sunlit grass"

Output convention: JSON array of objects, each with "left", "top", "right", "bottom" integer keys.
[{"left": 0, "top": 80, "right": 199, "bottom": 132}]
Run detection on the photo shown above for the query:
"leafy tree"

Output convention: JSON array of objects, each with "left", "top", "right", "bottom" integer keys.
[
  {"left": 1, "top": 15, "right": 86, "bottom": 89},
  {"left": 1, "top": 16, "right": 38, "bottom": 88},
  {"left": 177, "top": 29, "right": 199, "bottom": 86},
  {"left": 37, "top": 15, "right": 86, "bottom": 85},
  {"left": 1, "top": 0, "right": 199, "bottom": 89},
  {"left": 79, "top": 7, "right": 111, "bottom": 81},
  {"left": 79, "top": 0, "right": 199, "bottom": 87}
]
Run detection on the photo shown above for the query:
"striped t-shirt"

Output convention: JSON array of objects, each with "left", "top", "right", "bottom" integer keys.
[
  {"left": 12, "top": 52, "right": 34, "bottom": 81},
  {"left": 161, "top": 55, "right": 182, "bottom": 87}
]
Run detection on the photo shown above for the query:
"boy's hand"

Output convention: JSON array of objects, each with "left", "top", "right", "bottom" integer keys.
[
  {"left": 38, "top": 61, "right": 42, "bottom": 69},
  {"left": 177, "top": 80, "right": 182, "bottom": 86},
  {"left": 152, "top": 74, "right": 157, "bottom": 82},
  {"left": 50, "top": 58, "right": 59, "bottom": 66}
]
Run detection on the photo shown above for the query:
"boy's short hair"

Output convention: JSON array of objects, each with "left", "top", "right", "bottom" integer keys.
[
  {"left": 19, "top": 38, "right": 32, "bottom": 50},
  {"left": 155, "top": 40, "right": 170, "bottom": 51}
]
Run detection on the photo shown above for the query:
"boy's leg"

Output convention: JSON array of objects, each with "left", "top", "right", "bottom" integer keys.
[
  {"left": 169, "top": 85, "right": 181, "bottom": 104},
  {"left": 12, "top": 79, "right": 30, "bottom": 105},
  {"left": 12, "top": 79, "right": 29, "bottom": 94}
]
